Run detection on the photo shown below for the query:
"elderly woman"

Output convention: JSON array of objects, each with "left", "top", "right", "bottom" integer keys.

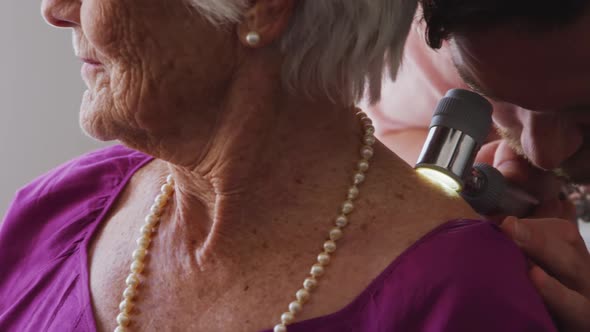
[{"left": 0, "top": 0, "right": 557, "bottom": 331}]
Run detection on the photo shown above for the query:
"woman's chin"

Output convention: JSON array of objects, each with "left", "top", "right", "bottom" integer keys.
[
  {"left": 79, "top": 116, "right": 117, "bottom": 142},
  {"left": 79, "top": 92, "right": 118, "bottom": 142}
]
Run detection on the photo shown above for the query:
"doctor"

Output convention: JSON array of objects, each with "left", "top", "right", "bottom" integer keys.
[{"left": 369, "top": 2, "right": 590, "bottom": 331}]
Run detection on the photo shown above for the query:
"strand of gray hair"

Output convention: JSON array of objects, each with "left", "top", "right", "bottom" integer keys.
[{"left": 189, "top": 0, "right": 418, "bottom": 105}]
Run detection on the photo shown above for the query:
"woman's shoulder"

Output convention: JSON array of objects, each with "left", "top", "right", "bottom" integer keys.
[
  {"left": 369, "top": 219, "right": 557, "bottom": 331},
  {"left": 393, "top": 219, "right": 523, "bottom": 281},
  {"left": 2, "top": 144, "right": 152, "bottom": 232},
  {"left": 0, "top": 144, "right": 153, "bottom": 243},
  {"left": 28, "top": 144, "right": 149, "bottom": 190},
  {"left": 283, "top": 220, "right": 556, "bottom": 332},
  {"left": 1, "top": 143, "right": 153, "bottom": 243},
  {"left": 5, "top": 145, "right": 151, "bottom": 213},
  {"left": 0, "top": 145, "right": 152, "bottom": 330}
]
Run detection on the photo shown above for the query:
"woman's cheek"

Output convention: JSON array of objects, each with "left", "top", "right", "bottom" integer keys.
[{"left": 80, "top": 0, "right": 127, "bottom": 57}]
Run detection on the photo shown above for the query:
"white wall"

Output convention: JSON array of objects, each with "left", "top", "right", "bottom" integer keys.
[{"left": 0, "top": 1, "right": 108, "bottom": 217}]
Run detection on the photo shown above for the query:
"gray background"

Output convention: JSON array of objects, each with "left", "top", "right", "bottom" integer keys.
[
  {"left": 1, "top": 1, "right": 589, "bottom": 246},
  {"left": 0, "top": 1, "right": 107, "bottom": 216}
]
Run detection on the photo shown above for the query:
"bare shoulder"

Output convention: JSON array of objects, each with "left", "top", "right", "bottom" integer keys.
[
  {"left": 347, "top": 143, "right": 481, "bottom": 259},
  {"left": 366, "top": 144, "right": 478, "bottom": 220}
]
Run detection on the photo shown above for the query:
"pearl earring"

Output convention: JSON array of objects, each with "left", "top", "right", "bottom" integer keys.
[{"left": 246, "top": 31, "right": 261, "bottom": 46}]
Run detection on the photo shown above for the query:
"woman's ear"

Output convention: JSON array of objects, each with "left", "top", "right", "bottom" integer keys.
[{"left": 238, "top": 0, "right": 295, "bottom": 48}]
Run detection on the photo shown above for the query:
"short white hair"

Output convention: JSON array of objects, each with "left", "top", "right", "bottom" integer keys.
[{"left": 190, "top": 0, "right": 417, "bottom": 105}]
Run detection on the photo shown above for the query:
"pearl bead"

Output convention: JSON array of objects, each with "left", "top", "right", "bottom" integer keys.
[
  {"left": 356, "top": 111, "right": 367, "bottom": 118},
  {"left": 342, "top": 201, "right": 354, "bottom": 214},
  {"left": 329, "top": 228, "right": 343, "bottom": 241},
  {"left": 361, "top": 118, "right": 373, "bottom": 126},
  {"left": 364, "top": 125, "right": 375, "bottom": 135},
  {"left": 360, "top": 146, "right": 374, "bottom": 160},
  {"left": 274, "top": 324, "right": 287, "bottom": 332},
  {"left": 246, "top": 31, "right": 261, "bottom": 46},
  {"left": 353, "top": 173, "right": 365, "bottom": 185},
  {"left": 166, "top": 174, "right": 174, "bottom": 184},
  {"left": 140, "top": 225, "right": 153, "bottom": 236},
  {"left": 310, "top": 264, "right": 325, "bottom": 277},
  {"left": 281, "top": 311, "right": 295, "bottom": 324},
  {"left": 358, "top": 160, "right": 369, "bottom": 172},
  {"left": 288, "top": 301, "right": 302, "bottom": 314},
  {"left": 317, "top": 252, "right": 331, "bottom": 266},
  {"left": 119, "top": 299, "right": 134, "bottom": 313},
  {"left": 132, "top": 248, "right": 147, "bottom": 260},
  {"left": 363, "top": 135, "right": 376, "bottom": 146},
  {"left": 145, "top": 213, "right": 159, "bottom": 226},
  {"left": 348, "top": 186, "right": 359, "bottom": 200},
  {"left": 116, "top": 313, "right": 130, "bottom": 326},
  {"left": 303, "top": 278, "right": 318, "bottom": 290},
  {"left": 324, "top": 240, "right": 336, "bottom": 253},
  {"left": 335, "top": 215, "right": 348, "bottom": 228},
  {"left": 150, "top": 205, "right": 163, "bottom": 216},
  {"left": 130, "top": 260, "right": 144, "bottom": 274},
  {"left": 161, "top": 183, "right": 174, "bottom": 195},
  {"left": 296, "top": 288, "right": 310, "bottom": 303},
  {"left": 136, "top": 236, "right": 151, "bottom": 249},
  {"left": 125, "top": 274, "right": 140, "bottom": 288},
  {"left": 155, "top": 194, "right": 168, "bottom": 207},
  {"left": 123, "top": 286, "right": 137, "bottom": 299},
  {"left": 114, "top": 326, "right": 127, "bottom": 332}
]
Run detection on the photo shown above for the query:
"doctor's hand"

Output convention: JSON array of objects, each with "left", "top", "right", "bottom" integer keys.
[
  {"left": 477, "top": 139, "right": 590, "bottom": 331},
  {"left": 476, "top": 139, "right": 574, "bottom": 220},
  {"left": 501, "top": 217, "right": 590, "bottom": 332}
]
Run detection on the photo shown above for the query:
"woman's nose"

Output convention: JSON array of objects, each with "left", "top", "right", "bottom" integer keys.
[
  {"left": 520, "top": 113, "right": 584, "bottom": 171},
  {"left": 41, "top": 0, "right": 81, "bottom": 28}
]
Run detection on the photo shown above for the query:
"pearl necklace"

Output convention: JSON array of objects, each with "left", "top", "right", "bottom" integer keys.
[
  {"left": 113, "top": 111, "right": 376, "bottom": 332},
  {"left": 114, "top": 174, "right": 175, "bottom": 332}
]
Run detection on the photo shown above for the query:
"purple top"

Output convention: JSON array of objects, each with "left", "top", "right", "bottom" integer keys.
[{"left": 0, "top": 145, "right": 557, "bottom": 332}]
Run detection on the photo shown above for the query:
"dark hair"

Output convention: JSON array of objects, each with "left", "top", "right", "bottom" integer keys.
[{"left": 420, "top": 0, "right": 590, "bottom": 49}]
